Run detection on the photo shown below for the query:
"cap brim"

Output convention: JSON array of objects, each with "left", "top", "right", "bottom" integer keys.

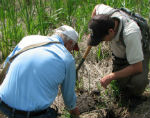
[
  {"left": 87, "top": 34, "right": 102, "bottom": 46},
  {"left": 73, "top": 43, "right": 79, "bottom": 51}
]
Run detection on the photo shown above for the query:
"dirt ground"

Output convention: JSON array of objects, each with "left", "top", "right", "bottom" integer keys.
[
  {"left": 0, "top": 38, "right": 150, "bottom": 118},
  {"left": 54, "top": 39, "right": 150, "bottom": 118},
  {"left": 75, "top": 40, "right": 150, "bottom": 118}
]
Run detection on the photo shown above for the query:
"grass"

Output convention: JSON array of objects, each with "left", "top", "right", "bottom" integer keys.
[
  {"left": 110, "top": 80, "right": 120, "bottom": 98},
  {"left": 61, "top": 109, "right": 70, "bottom": 118},
  {"left": 0, "top": 0, "right": 149, "bottom": 60}
]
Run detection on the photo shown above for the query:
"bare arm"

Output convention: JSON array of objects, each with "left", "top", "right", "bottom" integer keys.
[{"left": 100, "top": 61, "right": 143, "bottom": 88}]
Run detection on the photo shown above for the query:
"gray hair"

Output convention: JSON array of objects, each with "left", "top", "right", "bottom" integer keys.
[{"left": 54, "top": 32, "right": 76, "bottom": 45}]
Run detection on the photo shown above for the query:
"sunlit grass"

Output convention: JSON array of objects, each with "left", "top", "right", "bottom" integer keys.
[{"left": 0, "top": 0, "right": 149, "bottom": 60}]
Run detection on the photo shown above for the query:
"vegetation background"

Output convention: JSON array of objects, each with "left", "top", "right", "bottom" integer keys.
[{"left": 0, "top": 0, "right": 150, "bottom": 61}]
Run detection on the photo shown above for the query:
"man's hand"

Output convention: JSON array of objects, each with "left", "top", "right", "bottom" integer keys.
[
  {"left": 100, "top": 62, "right": 143, "bottom": 89},
  {"left": 100, "top": 73, "right": 115, "bottom": 89},
  {"left": 69, "top": 107, "right": 80, "bottom": 117}
]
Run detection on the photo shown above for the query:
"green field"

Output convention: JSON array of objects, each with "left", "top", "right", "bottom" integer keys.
[{"left": 0, "top": 0, "right": 150, "bottom": 60}]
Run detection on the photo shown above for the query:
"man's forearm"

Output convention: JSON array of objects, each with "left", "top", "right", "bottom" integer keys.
[
  {"left": 100, "top": 62, "right": 143, "bottom": 88},
  {"left": 113, "top": 62, "right": 143, "bottom": 80}
]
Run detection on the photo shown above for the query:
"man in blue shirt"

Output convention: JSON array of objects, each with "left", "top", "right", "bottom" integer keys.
[{"left": 0, "top": 25, "right": 80, "bottom": 118}]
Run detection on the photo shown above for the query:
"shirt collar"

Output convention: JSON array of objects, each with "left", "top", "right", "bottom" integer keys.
[
  {"left": 111, "top": 15, "right": 123, "bottom": 41},
  {"left": 49, "top": 35, "right": 64, "bottom": 45}
]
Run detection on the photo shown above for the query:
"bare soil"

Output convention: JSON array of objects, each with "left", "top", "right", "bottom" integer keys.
[{"left": 55, "top": 38, "right": 150, "bottom": 118}]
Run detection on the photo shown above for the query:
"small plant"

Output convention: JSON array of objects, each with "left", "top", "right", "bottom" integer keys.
[
  {"left": 110, "top": 80, "right": 120, "bottom": 97},
  {"left": 96, "top": 44, "right": 102, "bottom": 61},
  {"left": 75, "top": 76, "right": 84, "bottom": 91},
  {"left": 96, "top": 81, "right": 101, "bottom": 92},
  {"left": 61, "top": 109, "right": 71, "bottom": 118}
]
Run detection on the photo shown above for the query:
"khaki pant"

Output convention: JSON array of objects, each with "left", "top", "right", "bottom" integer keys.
[{"left": 112, "top": 49, "right": 150, "bottom": 96}]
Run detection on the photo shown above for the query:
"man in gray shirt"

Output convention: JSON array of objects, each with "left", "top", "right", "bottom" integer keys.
[{"left": 88, "top": 4, "right": 149, "bottom": 97}]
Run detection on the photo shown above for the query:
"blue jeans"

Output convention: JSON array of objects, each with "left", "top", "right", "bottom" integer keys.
[{"left": 0, "top": 100, "right": 58, "bottom": 118}]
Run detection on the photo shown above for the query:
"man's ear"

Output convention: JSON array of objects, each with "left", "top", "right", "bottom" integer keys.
[
  {"left": 66, "top": 40, "right": 74, "bottom": 46},
  {"left": 69, "top": 40, "right": 73, "bottom": 44},
  {"left": 64, "top": 40, "right": 73, "bottom": 49},
  {"left": 107, "top": 28, "right": 115, "bottom": 40},
  {"left": 108, "top": 28, "right": 114, "bottom": 34},
  {"left": 65, "top": 39, "right": 71, "bottom": 45}
]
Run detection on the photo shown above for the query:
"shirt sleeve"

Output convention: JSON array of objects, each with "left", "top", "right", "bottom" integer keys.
[
  {"left": 61, "top": 57, "right": 77, "bottom": 110},
  {"left": 124, "top": 32, "right": 144, "bottom": 64},
  {"left": 3, "top": 45, "right": 20, "bottom": 68}
]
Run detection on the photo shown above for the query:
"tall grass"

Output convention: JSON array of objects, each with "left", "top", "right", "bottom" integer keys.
[
  {"left": 0, "top": 0, "right": 24, "bottom": 59},
  {"left": 0, "top": 0, "right": 150, "bottom": 61}
]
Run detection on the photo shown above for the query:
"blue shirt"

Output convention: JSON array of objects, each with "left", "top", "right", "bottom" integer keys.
[{"left": 0, "top": 35, "right": 77, "bottom": 111}]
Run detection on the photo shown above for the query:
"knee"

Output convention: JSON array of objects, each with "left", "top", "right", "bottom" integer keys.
[{"left": 127, "top": 79, "right": 148, "bottom": 96}]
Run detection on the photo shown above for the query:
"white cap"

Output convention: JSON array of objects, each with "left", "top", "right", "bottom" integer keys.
[{"left": 55, "top": 25, "right": 78, "bottom": 43}]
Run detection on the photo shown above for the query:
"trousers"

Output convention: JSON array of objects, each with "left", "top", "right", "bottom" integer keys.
[{"left": 0, "top": 99, "right": 58, "bottom": 118}]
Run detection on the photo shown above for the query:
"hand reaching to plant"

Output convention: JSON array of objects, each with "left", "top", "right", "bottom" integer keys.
[{"left": 100, "top": 73, "right": 115, "bottom": 89}]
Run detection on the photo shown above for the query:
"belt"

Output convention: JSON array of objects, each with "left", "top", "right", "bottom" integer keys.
[{"left": 0, "top": 99, "right": 48, "bottom": 116}]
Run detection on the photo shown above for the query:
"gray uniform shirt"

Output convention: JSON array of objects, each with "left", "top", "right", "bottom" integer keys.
[{"left": 95, "top": 4, "right": 143, "bottom": 64}]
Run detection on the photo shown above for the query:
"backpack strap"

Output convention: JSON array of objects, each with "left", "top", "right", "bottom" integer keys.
[
  {"left": 108, "top": 8, "right": 126, "bottom": 47},
  {"left": 108, "top": 9, "right": 120, "bottom": 16},
  {"left": 119, "top": 21, "right": 126, "bottom": 47},
  {"left": 0, "top": 41, "right": 60, "bottom": 84},
  {"left": 9, "top": 41, "right": 60, "bottom": 62}
]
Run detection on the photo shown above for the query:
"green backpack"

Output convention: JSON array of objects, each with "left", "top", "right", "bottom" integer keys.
[{"left": 120, "top": 8, "right": 150, "bottom": 49}]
